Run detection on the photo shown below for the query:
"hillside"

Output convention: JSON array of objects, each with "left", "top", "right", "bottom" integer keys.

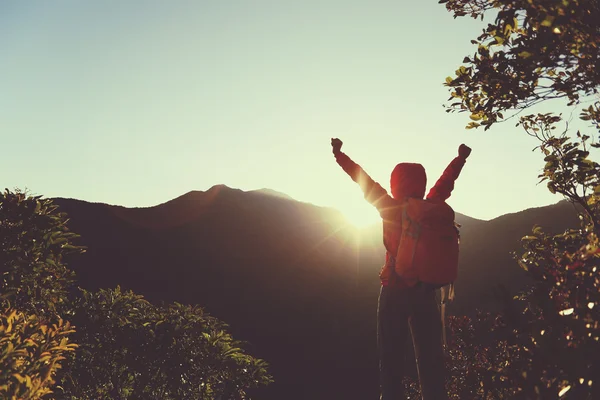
[{"left": 53, "top": 186, "right": 580, "bottom": 400}]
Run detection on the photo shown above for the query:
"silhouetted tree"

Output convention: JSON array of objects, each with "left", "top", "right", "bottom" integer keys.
[{"left": 440, "top": 0, "right": 600, "bottom": 398}]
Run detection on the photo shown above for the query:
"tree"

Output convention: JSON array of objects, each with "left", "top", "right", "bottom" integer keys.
[
  {"left": 441, "top": 0, "right": 600, "bottom": 130},
  {"left": 1, "top": 190, "right": 83, "bottom": 399},
  {"left": 442, "top": 136, "right": 600, "bottom": 398},
  {"left": 0, "top": 189, "right": 85, "bottom": 317},
  {"left": 499, "top": 129, "right": 600, "bottom": 399},
  {"left": 441, "top": 0, "right": 600, "bottom": 398}
]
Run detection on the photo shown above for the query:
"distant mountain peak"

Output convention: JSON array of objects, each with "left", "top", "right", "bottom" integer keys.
[
  {"left": 251, "top": 188, "right": 294, "bottom": 200},
  {"left": 206, "top": 184, "right": 235, "bottom": 192},
  {"left": 170, "top": 185, "right": 241, "bottom": 204}
]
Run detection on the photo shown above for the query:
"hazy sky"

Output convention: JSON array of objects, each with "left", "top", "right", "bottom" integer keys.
[{"left": 1, "top": 0, "right": 577, "bottom": 226}]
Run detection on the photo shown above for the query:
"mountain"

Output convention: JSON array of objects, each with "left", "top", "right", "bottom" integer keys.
[
  {"left": 52, "top": 186, "right": 580, "bottom": 400},
  {"left": 251, "top": 187, "right": 296, "bottom": 201},
  {"left": 452, "top": 200, "right": 581, "bottom": 313},
  {"left": 55, "top": 186, "right": 369, "bottom": 399}
]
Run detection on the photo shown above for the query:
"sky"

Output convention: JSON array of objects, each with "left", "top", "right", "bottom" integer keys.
[{"left": 0, "top": 0, "right": 582, "bottom": 227}]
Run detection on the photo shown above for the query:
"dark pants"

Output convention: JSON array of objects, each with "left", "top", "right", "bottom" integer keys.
[{"left": 377, "top": 284, "right": 448, "bottom": 400}]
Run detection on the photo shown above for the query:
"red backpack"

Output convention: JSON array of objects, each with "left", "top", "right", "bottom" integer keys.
[{"left": 394, "top": 198, "right": 459, "bottom": 288}]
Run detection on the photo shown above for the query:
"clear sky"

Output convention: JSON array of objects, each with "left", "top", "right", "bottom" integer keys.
[{"left": 1, "top": 0, "right": 574, "bottom": 227}]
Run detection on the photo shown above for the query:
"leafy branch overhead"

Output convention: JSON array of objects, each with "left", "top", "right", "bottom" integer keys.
[{"left": 440, "top": 0, "right": 600, "bottom": 129}]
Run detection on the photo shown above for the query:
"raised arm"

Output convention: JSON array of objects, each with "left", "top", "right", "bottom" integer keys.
[
  {"left": 426, "top": 144, "right": 471, "bottom": 201},
  {"left": 331, "top": 138, "right": 393, "bottom": 211}
]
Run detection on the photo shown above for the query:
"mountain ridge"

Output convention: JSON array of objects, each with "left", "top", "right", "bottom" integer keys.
[
  {"left": 54, "top": 184, "right": 574, "bottom": 233},
  {"left": 50, "top": 185, "right": 581, "bottom": 399}
]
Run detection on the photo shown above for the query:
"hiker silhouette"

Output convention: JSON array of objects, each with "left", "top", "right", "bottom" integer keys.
[{"left": 331, "top": 138, "right": 471, "bottom": 400}]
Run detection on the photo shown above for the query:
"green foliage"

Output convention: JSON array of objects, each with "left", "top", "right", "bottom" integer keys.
[
  {"left": 522, "top": 114, "right": 600, "bottom": 228},
  {"left": 440, "top": 0, "right": 600, "bottom": 129},
  {"left": 441, "top": 107, "right": 600, "bottom": 399},
  {"left": 0, "top": 189, "right": 86, "bottom": 317},
  {"left": 404, "top": 310, "right": 518, "bottom": 399},
  {"left": 1, "top": 190, "right": 82, "bottom": 399},
  {"left": 443, "top": 312, "right": 517, "bottom": 399},
  {"left": 510, "top": 228, "right": 599, "bottom": 398},
  {"left": 441, "top": 3, "right": 600, "bottom": 396},
  {"left": 0, "top": 309, "right": 77, "bottom": 400},
  {"left": 57, "top": 287, "right": 273, "bottom": 400},
  {"left": 440, "top": 208, "right": 599, "bottom": 398},
  {"left": 498, "top": 132, "right": 600, "bottom": 398},
  {"left": 1, "top": 189, "right": 272, "bottom": 399}
]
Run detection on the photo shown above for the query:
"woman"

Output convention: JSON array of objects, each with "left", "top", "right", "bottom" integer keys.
[{"left": 331, "top": 138, "right": 471, "bottom": 399}]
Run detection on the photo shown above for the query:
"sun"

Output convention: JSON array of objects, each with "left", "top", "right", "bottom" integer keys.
[{"left": 342, "top": 203, "right": 381, "bottom": 228}]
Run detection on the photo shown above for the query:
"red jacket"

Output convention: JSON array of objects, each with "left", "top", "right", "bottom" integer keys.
[{"left": 334, "top": 150, "right": 467, "bottom": 287}]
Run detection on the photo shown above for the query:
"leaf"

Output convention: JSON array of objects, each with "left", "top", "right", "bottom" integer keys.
[
  {"left": 541, "top": 15, "right": 555, "bottom": 27},
  {"left": 12, "top": 373, "right": 26, "bottom": 384},
  {"left": 519, "top": 51, "right": 533, "bottom": 58},
  {"left": 522, "top": 236, "right": 538, "bottom": 241}
]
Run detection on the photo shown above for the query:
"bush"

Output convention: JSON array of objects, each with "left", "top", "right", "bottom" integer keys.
[
  {"left": 0, "top": 189, "right": 84, "bottom": 317},
  {"left": 0, "top": 309, "right": 77, "bottom": 400},
  {"left": 58, "top": 287, "right": 272, "bottom": 400},
  {"left": 1, "top": 189, "right": 83, "bottom": 399}
]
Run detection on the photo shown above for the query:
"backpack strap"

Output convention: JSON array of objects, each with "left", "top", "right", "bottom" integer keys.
[{"left": 401, "top": 203, "right": 421, "bottom": 266}]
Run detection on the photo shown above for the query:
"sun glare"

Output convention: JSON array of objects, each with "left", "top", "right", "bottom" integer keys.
[{"left": 343, "top": 204, "right": 381, "bottom": 228}]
